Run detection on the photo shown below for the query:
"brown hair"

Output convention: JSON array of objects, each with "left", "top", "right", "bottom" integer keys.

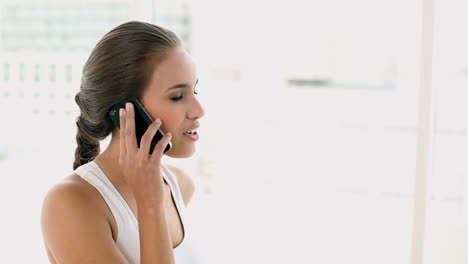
[{"left": 73, "top": 21, "right": 181, "bottom": 170}]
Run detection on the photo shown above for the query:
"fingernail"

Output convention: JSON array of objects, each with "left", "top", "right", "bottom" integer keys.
[
  {"left": 155, "top": 118, "right": 160, "bottom": 123},
  {"left": 119, "top": 108, "right": 124, "bottom": 116},
  {"left": 167, "top": 132, "right": 172, "bottom": 137},
  {"left": 126, "top": 103, "right": 131, "bottom": 111}
]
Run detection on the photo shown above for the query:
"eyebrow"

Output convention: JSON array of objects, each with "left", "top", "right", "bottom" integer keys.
[{"left": 165, "top": 79, "right": 199, "bottom": 93}]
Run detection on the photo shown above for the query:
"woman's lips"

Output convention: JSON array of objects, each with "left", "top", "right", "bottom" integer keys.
[{"left": 183, "top": 131, "right": 199, "bottom": 141}]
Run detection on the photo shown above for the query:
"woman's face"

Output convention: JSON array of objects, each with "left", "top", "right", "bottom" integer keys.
[{"left": 140, "top": 47, "right": 205, "bottom": 158}]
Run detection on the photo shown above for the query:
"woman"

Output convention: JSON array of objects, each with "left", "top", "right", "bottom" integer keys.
[{"left": 41, "top": 21, "right": 205, "bottom": 263}]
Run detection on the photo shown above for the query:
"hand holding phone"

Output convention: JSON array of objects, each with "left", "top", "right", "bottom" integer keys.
[
  {"left": 116, "top": 99, "right": 172, "bottom": 206},
  {"left": 109, "top": 98, "right": 172, "bottom": 154}
]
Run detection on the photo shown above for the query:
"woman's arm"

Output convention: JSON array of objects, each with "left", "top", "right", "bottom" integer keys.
[
  {"left": 137, "top": 200, "right": 173, "bottom": 263},
  {"left": 119, "top": 103, "right": 175, "bottom": 264}
]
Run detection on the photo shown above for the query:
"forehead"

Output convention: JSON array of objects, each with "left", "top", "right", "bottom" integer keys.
[{"left": 147, "top": 47, "right": 197, "bottom": 93}]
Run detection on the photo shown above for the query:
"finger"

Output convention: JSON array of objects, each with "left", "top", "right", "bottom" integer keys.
[
  {"left": 119, "top": 108, "right": 127, "bottom": 165},
  {"left": 125, "top": 102, "right": 137, "bottom": 153},
  {"left": 139, "top": 118, "right": 162, "bottom": 158},
  {"left": 150, "top": 132, "right": 172, "bottom": 162}
]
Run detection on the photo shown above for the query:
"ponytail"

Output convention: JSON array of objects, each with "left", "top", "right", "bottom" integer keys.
[
  {"left": 73, "top": 116, "right": 101, "bottom": 170},
  {"left": 72, "top": 92, "right": 109, "bottom": 170}
]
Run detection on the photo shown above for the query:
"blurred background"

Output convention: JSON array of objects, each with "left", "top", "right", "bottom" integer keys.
[{"left": 1, "top": 0, "right": 467, "bottom": 263}]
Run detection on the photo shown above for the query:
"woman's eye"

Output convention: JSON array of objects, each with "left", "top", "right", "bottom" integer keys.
[
  {"left": 170, "top": 91, "right": 198, "bottom": 101},
  {"left": 170, "top": 95, "right": 183, "bottom": 101}
]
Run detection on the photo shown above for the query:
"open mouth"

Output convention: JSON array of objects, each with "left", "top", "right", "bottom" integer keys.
[{"left": 183, "top": 130, "right": 198, "bottom": 135}]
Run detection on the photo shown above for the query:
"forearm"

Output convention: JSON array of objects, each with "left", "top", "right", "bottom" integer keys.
[{"left": 138, "top": 205, "right": 175, "bottom": 264}]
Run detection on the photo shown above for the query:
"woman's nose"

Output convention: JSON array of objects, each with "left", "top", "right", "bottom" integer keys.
[{"left": 188, "top": 98, "right": 205, "bottom": 119}]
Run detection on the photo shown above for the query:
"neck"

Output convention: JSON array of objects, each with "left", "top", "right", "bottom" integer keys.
[{"left": 94, "top": 134, "right": 128, "bottom": 188}]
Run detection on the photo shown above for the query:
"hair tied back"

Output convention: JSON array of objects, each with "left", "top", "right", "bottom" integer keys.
[{"left": 74, "top": 92, "right": 81, "bottom": 106}]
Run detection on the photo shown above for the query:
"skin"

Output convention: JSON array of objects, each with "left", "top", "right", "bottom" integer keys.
[
  {"left": 95, "top": 45, "right": 205, "bottom": 210},
  {"left": 41, "top": 46, "right": 205, "bottom": 263}
]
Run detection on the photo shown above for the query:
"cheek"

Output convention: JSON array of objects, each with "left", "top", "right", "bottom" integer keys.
[
  {"left": 146, "top": 102, "right": 184, "bottom": 134},
  {"left": 160, "top": 112, "right": 182, "bottom": 133},
  {"left": 147, "top": 106, "right": 173, "bottom": 130}
]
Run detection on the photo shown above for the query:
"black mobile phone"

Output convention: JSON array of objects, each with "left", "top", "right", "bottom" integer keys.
[{"left": 108, "top": 98, "right": 172, "bottom": 154}]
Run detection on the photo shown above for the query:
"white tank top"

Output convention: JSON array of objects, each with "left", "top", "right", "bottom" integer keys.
[{"left": 73, "top": 160, "right": 201, "bottom": 264}]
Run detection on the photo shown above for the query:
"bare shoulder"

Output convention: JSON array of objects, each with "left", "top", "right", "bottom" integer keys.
[
  {"left": 41, "top": 173, "right": 125, "bottom": 263},
  {"left": 42, "top": 173, "right": 108, "bottom": 218},
  {"left": 166, "top": 164, "right": 195, "bottom": 206},
  {"left": 41, "top": 174, "right": 96, "bottom": 215},
  {"left": 45, "top": 173, "right": 95, "bottom": 197},
  {"left": 41, "top": 173, "right": 112, "bottom": 238}
]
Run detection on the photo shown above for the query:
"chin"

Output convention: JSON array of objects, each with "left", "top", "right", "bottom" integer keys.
[{"left": 165, "top": 147, "right": 196, "bottom": 158}]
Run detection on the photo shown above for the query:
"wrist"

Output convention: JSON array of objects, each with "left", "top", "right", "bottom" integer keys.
[{"left": 135, "top": 196, "right": 165, "bottom": 210}]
